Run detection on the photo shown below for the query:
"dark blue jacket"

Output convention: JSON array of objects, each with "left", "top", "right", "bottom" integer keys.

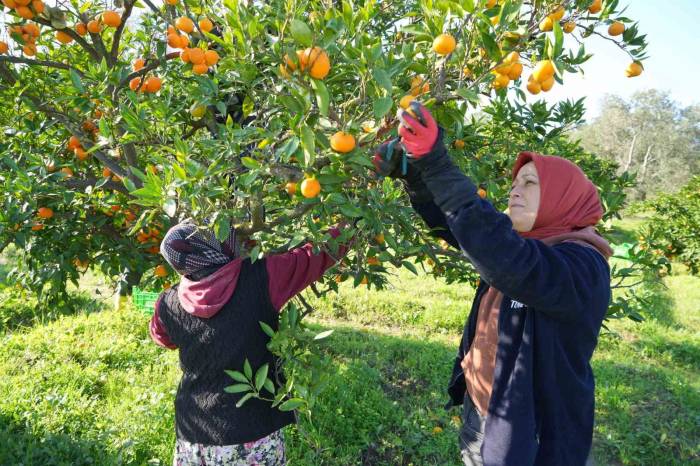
[{"left": 409, "top": 145, "right": 611, "bottom": 466}]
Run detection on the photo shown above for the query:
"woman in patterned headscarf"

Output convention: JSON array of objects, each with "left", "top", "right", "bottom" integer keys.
[{"left": 150, "top": 219, "right": 349, "bottom": 466}]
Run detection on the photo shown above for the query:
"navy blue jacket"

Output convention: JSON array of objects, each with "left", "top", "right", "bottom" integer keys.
[{"left": 408, "top": 144, "right": 611, "bottom": 466}]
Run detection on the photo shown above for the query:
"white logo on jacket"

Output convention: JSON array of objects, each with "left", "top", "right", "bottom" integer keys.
[{"left": 510, "top": 300, "right": 525, "bottom": 309}]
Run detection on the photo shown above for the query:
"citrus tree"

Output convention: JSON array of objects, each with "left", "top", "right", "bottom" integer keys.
[
  {"left": 636, "top": 176, "right": 700, "bottom": 275},
  {"left": 0, "top": 0, "right": 652, "bottom": 304},
  {"left": 0, "top": 0, "right": 664, "bottom": 438}
]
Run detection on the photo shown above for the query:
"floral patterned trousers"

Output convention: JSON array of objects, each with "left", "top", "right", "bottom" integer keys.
[{"left": 173, "top": 430, "right": 286, "bottom": 466}]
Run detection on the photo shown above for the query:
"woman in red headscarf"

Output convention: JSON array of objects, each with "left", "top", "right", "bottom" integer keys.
[{"left": 372, "top": 102, "right": 612, "bottom": 466}]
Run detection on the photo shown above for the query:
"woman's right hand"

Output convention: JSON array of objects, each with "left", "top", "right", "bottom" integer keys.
[{"left": 397, "top": 101, "right": 439, "bottom": 158}]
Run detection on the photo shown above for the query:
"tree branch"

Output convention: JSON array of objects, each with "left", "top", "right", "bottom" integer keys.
[
  {"left": 236, "top": 203, "right": 315, "bottom": 236},
  {"left": 33, "top": 17, "right": 101, "bottom": 62},
  {"left": 110, "top": 0, "right": 137, "bottom": 61},
  {"left": 0, "top": 55, "right": 85, "bottom": 77},
  {"left": 63, "top": 176, "right": 130, "bottom": 195}
]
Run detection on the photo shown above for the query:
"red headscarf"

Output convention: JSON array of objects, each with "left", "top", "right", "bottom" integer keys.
[{"left": 512, "top": 151, "right": 613, "bottom": 259}]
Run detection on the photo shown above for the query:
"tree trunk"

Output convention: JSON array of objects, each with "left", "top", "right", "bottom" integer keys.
[
  {"left": 623, "top": 132, "right": 638, "bottom": 172},
  {"left": 639, "top": 145, "right": 654, "bottom": 184}
]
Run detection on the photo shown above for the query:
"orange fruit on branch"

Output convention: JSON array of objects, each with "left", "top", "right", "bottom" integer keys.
[
  {"left": 87, "top": 20, "right": 102, "bottom": 34},
  {"left": 330, "top": 131, "right": 356, "bottom": 153},
  {"left": 55, "top": 30, "right": 73, "bottom": 44},
  {"left": 526, "top": 77, "right": 541, "bottom": 94},
  {"left": 299, "top": 46, "right": 330, "bottom": 79},
  {"left": 399, "top": 94, "right": 415, "bottom": 109},
  {"left": 204, "top": 49, "right": 219, "bottom": 66},
  {"left": 625, "top": 62, "right": 643, "bottom": 77},
  {"left": 532, "top": 59, "right": 555, "bottom": 83},
  {"left": 540, "top": 76, "right": 555, "bottom": 92},
  {"left": 199, "top": 18, "right": 213, "bottom": 33},
  {"left": 76, "top": 23, "right": 88, "bottom": 36},
  {"left": 101, "top": 10, "right": 121, "bottom": 27},
  {"left": 549, "top": 6, "right": 565, "bottom": 21},
  {"left": 16, "top": 6, "right": 34, "bottom": 19},
  {"left": 608, "top": 22, "right": 625, "bottom": 36},
  {"left": 37, "top": 207, "right": 53, "bottom": 219},
  {"left": 192, "top": 63, "right": 209, "bottom": 75},
  {"left": 175, "top": 16, "right": 194, "bottom": 33},
  {"left": 144, "top": 76, "right": 162, "bottom": 93},
  {"left": 22, "top": 43, "right": 36, "bottom": 55},
  {"left": 507, "top": 62, "right": 523, "bottom": 80},
  {"left": 133, "top": 58, "right": 145, "bottom": 71},
  {"left": 539, "top": 16, "right": 553, "bottom": 32},
  {"left": 129, "top": 76, "right": 142, "bottom": 91},
  {"left": 154, "top": 264, "right": 168, "bottom": 277},
  {"left": 300, "top": 177, "right": 321, "bottom": 198},
  {"left": 67, "top": 135, "right": 81, "bottom": 150},
  {"left": 188, "top": 47, "right": 205, "bottom": 64},
  {"left": 23, "top": 23, "right": 40, "bottom": 37},
  {"left": 432, "top": 33, "right": 456, "bottom": 55},
  {"left": 285, "top": 182, "right": 297, "bottom": 196},
  {"left": 74, "top": 147, "right": 89, "bottom": 161}
]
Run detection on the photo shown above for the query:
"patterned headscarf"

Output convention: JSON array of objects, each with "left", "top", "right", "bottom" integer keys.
[{"left": 160, "top": 219, "right": 240, "bottom": 278}]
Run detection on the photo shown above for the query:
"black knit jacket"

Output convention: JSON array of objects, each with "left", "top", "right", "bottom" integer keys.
[{"left": 157, "top": 258, "right": 295, "bottom": 445}]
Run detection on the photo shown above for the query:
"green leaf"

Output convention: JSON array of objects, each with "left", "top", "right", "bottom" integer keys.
[
  {"left": 290, "top": 19, "right": 313, "bottom": 46},
  {"left": 278, "top": 398, "right": 305, "bottom": 411},
  {"left": 224, "top": 383, "right": 251, "bottom": 394},
  {"left": 255, "top": 364, "right": 269, "bottom": 391},
  {"left": 301, "top": 125, "right": 315, "bottom": 166},
  {"left": 276, "top": 137, "right": 300, "bottom": 159},
  {"left": 122, "top": 177, "right": 137, "bottom": 192},
  {"left": 224, "top": 370, "right": 249, "bottom": 383},
  {"left": 241, "top": 157, "right": 260, "bottom": 169},
  {"left": 456, "top": 88, "right": 480, "bottom": 105},
  {"left": 314, "top": 329, "right": 334, "bottom": 340},
  {"left": 479, "top": 30, "right": 500, "bottom": 59},
  {"left": 263, "top": 379, "right": 275, "bottom": 395},
  {"left": 373, "top": 97, "right": 393, "bottom": 119},
  {"left": 259, "top": 321, "right": 275, "bottom": 337},
  {"left": 402, "top": 260, "right": 418, "bottom": 275},
  {"left": 311, "top": 79, "right": 330, "bottom": 117},
  {"left": 552, "top": 20, "right": 564, "bottom": 58},
  {"left": 69, "top": 69, "right": 84, "bottom": 93},
  {"left": 339, "top": 203, "right": 363, "bottom": 218},
  {"left": 243, "top": 359, "right": 253, "bottom": 380},
  {"left": 372, "top": 68, "right": 393, "bottom": 94},
  {"left": 236, "top": 392, "right": 254, "bottom": 408},
  {"left": 163, "top": 198, "right": 177, "bottom": 217}
]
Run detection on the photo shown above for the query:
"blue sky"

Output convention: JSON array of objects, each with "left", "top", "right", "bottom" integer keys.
[{"left": 538, "top": 0, "right": 700, "bottom": 122}]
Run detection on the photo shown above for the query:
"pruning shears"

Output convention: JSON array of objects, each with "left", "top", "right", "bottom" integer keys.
[{"left": 383, "top": 137, "right": 409, "bottom": 177}]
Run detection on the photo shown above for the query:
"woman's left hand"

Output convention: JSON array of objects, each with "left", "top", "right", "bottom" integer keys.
[{"left": 398, "top": 101, "right": 439, "bottom": 158}]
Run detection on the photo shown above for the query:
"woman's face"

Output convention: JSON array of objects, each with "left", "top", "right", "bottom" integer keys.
[{"left": 508, "top": 161, "right": 541, "bottom": 232}]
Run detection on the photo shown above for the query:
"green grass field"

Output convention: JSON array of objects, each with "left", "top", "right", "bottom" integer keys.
[{"left": 0, "top": 220, "right": 698, "bottom": 465}]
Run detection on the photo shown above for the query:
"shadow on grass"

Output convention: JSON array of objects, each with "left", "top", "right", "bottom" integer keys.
[
  {"left": 606, "top": 224, "right": 639, "bottom": 245},
  {"left": 641, "top": 279, "right": 679, "bottom": 328},
  {"left": 0, "top": 288, "right": 107, "bottom": 333},
  {"left": 592, "top": 359, "right": 700, "bottom": 466},
  {"left": 287, "top": 323, "right": 463, "bottom": 466},
  {"left": 0, "top": 413, "right": 125, "bottom": 466}
]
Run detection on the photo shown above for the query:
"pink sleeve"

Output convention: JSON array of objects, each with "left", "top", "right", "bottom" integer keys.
[
  {"left": 149, "top": 295, "right": 178, "bottom": 350},
  {"left": 266, "top": 227, "right": 349, "bottom": 311}
]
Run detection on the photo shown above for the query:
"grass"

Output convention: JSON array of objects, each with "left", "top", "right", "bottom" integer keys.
[{"left": 0, "top": 217, "right": 698, "bottom": 465}]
